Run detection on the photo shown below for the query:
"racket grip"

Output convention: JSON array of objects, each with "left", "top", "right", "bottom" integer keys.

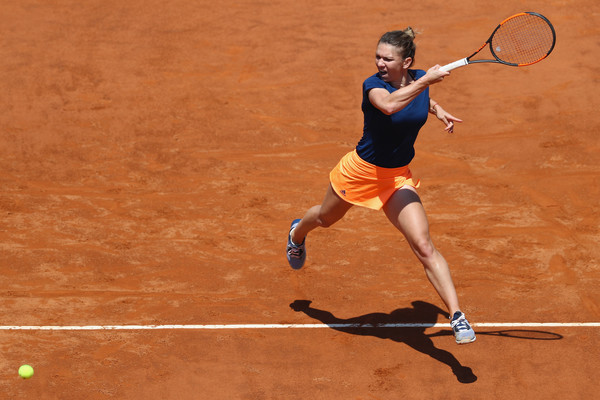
[{"left": 440, "top": 58, "right": 468, "bottom": 72}]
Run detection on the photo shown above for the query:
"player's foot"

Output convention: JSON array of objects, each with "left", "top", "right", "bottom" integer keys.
[
  {"left": 451, "top": 311, "right": 476, "bottom": 344},
  {"left": 286, "top": 219, "right": 306, "bottom": 270}
]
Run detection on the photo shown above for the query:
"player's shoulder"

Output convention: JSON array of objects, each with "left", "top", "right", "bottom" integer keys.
[
  {"left": 364, "top": 73, "right": 383, "bottom": 83},
  {"left": 411, "top": 69, "right": 426, "bottom": 79},
  {"left": 363, "top": 73, "right": 387, "bottom": 91}
]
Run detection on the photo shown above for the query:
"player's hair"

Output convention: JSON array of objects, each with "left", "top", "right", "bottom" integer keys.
[{"left": 379, "top": 27, "right": 417, "bottom": 66}]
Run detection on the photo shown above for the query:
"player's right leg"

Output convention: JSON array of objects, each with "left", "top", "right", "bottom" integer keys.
[{"left": 287, "top": 184, "right": 352, "bottom": 269}]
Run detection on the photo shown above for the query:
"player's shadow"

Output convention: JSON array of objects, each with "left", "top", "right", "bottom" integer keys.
[
  {"left": 290, "top": 300, "right": 564, "bottom": 384},
  {"left": 290, "top": 300, "right": 475, "bottom": 383}
]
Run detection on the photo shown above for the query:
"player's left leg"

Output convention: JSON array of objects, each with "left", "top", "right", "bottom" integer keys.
[{"left": 382, "top": 186, "right": 475, "bottom": 343}]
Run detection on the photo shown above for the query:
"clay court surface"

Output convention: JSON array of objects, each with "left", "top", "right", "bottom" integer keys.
[{"left": 1, "top": 0, "right": 599, "bottom": 398}]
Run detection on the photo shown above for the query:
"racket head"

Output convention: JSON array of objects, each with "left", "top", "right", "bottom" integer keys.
[{"left": 488, "top": 12, "right": 556, "bottom": 66}]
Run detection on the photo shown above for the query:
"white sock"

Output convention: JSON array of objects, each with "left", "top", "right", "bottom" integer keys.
[{"left": 290, "top": 228, "right": 301, "bottom": 246}]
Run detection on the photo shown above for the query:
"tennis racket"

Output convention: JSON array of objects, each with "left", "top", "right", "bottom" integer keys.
[{"left": 440, "top": 12, "right": 556, "bottom": 72}]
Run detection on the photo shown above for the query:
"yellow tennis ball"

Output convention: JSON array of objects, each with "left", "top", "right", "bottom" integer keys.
[{"left": 18, "top": 364, "right": 34, "bottom": 379}]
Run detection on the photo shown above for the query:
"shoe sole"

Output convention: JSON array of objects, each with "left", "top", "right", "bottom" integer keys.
[{"left": 456, "top": 336, "right": 476, "bottom": 344}]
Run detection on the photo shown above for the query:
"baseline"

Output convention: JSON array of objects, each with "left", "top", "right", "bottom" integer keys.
[{"left": 0, "top": 322, "right": 599, "bottom": 331}]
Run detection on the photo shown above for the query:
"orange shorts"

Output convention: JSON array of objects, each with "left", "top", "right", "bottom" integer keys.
[{"left": 329, "top": 150, "right": 420, "bottom": 211}]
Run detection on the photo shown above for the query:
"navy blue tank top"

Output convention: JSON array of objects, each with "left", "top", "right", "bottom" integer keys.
[{"left": 356, "top": 70, "right": 429, "bottom": 168}]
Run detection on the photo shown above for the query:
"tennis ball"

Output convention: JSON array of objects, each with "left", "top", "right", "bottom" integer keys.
[{"left": 18, "top": 364, "right": 34, "bottom": 379}]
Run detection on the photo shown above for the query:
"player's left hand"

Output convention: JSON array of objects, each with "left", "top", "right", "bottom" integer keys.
[{"left": 433, "top": 106, "right": 463, "bottom": 133}]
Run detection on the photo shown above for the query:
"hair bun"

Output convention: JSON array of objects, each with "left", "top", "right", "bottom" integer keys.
[{"left": 403, "top": 27, "right": 416, "bottom": 39}]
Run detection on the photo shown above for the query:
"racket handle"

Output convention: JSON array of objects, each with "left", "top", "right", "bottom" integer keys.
[{"left": 440, "top": 58, "right": 468, "bottom": 72}]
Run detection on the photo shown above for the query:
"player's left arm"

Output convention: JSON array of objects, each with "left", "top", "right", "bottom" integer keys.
[{"left": 429, "top": 98, "right": 463, "bottom": 133}]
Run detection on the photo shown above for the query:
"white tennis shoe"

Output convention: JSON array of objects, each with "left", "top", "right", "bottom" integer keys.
[{"left": 451, "top": 311, "right": 476, "bottom": 344}]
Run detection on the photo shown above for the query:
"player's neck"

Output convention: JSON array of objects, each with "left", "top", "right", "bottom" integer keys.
[{"left": 397, "top": 70, "right": 414, "bottom": 88}]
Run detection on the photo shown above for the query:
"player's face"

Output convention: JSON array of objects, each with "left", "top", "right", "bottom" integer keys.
[{"left": 375, "top": 43, "right": 409, "bottom": 83}]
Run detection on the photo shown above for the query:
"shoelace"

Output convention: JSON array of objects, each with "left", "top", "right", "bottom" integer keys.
[
  {"left": 451, "top": 317, "right": 471, "bottom": 332},
  {"left": 287, "top": 244, "right": 304, "bottom": 259}
]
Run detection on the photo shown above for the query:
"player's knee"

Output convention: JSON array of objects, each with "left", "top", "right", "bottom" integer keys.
[
  {"left": 317, "top": 213, "right": 338, "bottom": 228},
  {"left": 411, "top": 236, "right": 435, "bottom": 260}
]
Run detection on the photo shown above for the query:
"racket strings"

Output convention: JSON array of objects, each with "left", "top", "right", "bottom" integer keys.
[{"left": 491, "top": 14, "right": 555, "bottom": 65}]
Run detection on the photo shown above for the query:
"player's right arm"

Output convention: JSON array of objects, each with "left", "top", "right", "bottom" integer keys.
[{"left": 368, "top": 66, "right": 448, "bottom": 115}]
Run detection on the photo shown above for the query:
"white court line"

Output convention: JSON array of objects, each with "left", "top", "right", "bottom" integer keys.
[{"left": 0, "top": 322, "right": 599, "bottom": 331}]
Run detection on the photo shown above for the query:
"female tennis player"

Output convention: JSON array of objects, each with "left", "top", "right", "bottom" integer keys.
[{"left": 286, "top": 28, "right": 476, "bottom": 344}]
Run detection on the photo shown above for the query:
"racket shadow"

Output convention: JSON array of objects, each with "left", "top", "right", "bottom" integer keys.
[
  {"left": 290, "top": 299, "right": 477, "bottom": 384},
  {"left": 428, "top": 329, "right": 563, "bottom": 341}
]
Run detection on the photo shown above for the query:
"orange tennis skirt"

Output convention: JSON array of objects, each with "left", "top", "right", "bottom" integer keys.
[{"left": 329, "top": 150, "right": 420, "bottom": 210}]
